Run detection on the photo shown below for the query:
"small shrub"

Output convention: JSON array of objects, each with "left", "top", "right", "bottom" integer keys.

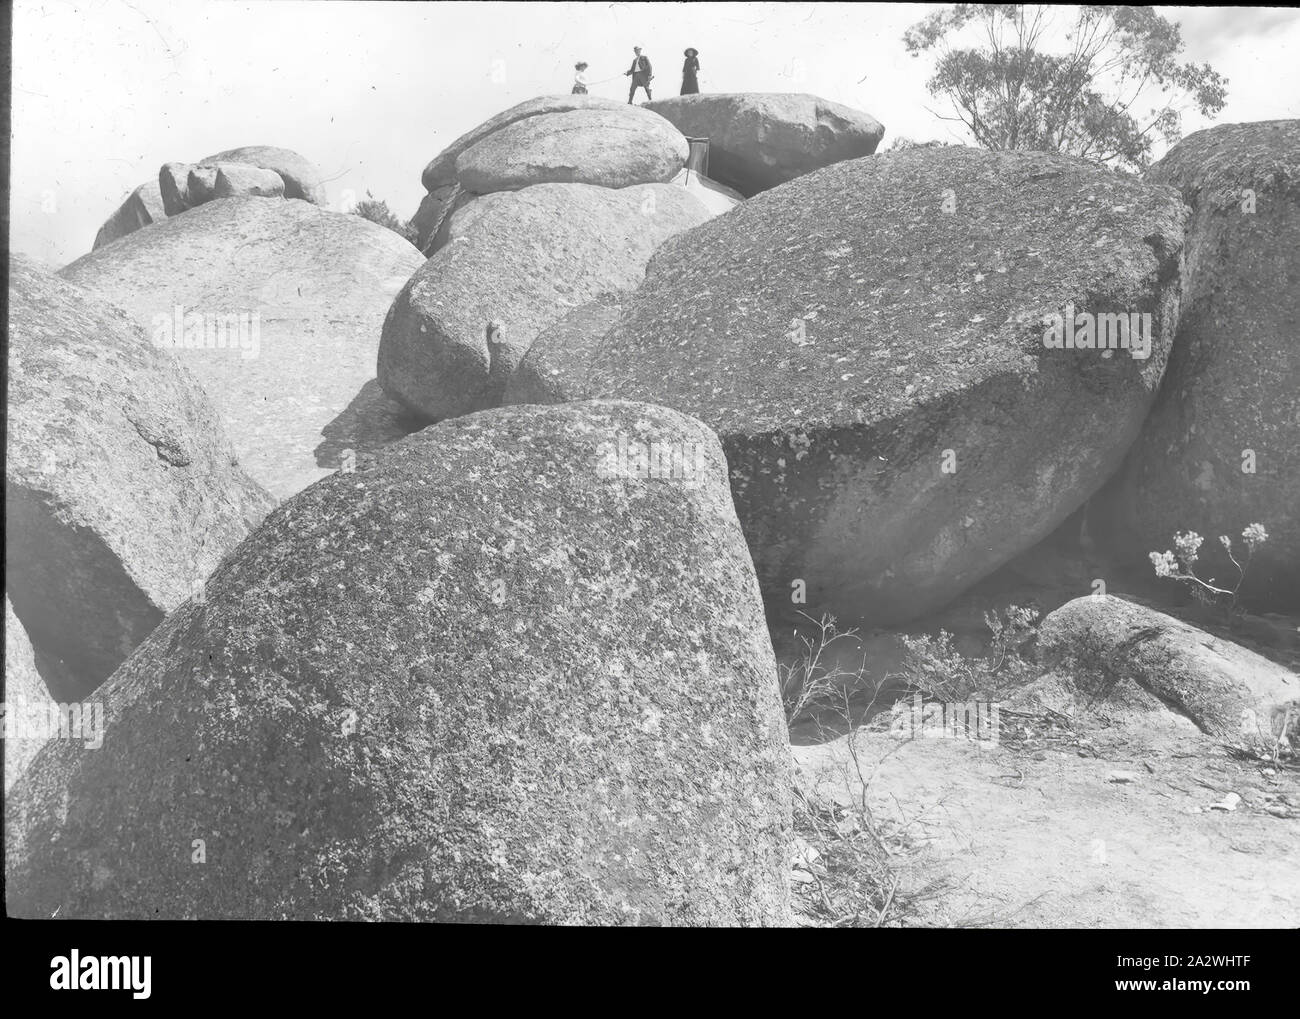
[
  {"left": 350, "top": 190, "right": 418, "bottom": 246},
  {"left": 1149, "top": 523, "right": 1268, "bottom": 616},
  {"left": 886, "top": 136, "right": 954, "bottom": 151},
  {"left": 779, "top": 611, "right": 867, "bottom": 726},
  {"left": 898, "top": 604, "right": 1040, "bottom": 702}
]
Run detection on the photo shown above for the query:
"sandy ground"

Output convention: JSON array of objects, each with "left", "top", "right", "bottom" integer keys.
[{"left": 794, "top": 722, "right": 1300, "bottom": 927}]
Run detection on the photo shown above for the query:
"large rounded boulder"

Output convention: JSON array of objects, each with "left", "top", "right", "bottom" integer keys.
[
  {"left": 4, "top": 401, "right": 794, "bottom": 925},
  {"left": 1099, "top": 120, "right": 1300, "bottom": 608},
  {"left": 644, "top": 93, "right": 885, "bottom": 197},
  {"left": 455, "top": 107, "right": 687, "bottom": 192},
  {"left": 421, "top": 94, "right": 630, "bottom": 193},
  {"left": 6, "top": 256, "right": 274, "bottom": 696},
  {"left": 200, "top": 145, "right": 328, "bottom": 205},
  {"left": 60, "top": 198, "right": 425, "bottom": 499},
  {"left": 412, "top": 95, "right": 695, "bottom": 253},
  {"left": 91, "top": 145, "right": 326, "bottom": 252},
  {"left": 586, "top": 147, "right": 1186, "bottom": 628},
  {"left": 378, "top": 182, "right": 711, "bottom": 420}
]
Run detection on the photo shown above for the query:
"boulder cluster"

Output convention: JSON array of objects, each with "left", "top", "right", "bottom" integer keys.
[
  {"left": 94, "top": 145, "right": 330, "bottom": 250},
  {"left": 7, "top": 98, "right": 1298, "bottom": 922}
]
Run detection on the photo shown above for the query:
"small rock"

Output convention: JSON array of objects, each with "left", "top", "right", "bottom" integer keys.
[{"left": 1107, "top": 771, "right": 1139, "bottom": 784}]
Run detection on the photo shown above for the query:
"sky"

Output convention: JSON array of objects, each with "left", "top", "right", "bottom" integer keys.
[{"left": 11, "top": 2, "right": 1300, "bottom": 267}]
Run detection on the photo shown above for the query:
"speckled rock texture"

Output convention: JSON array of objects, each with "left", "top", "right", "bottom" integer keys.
[
  {"left": 456, "top": 108, "right": 687, "bottom": 193},
  {"left": 421, "top": 94, "right": 629, "bottom": 192},
  {"left": 4, "top": 598, "right": 57, "bottom": 794},
  {"left": 4, "top": 401, "right": 795, "bottom": 924},
  {"left": 644, "top": 93, "right": 885, "bottom": 197},
  {"left": 504, "top": 296, "right": 622, "bottom": 406},
  {"left": 1036, "top": 597, "right": 1299, "bottom": 740},
  {"left": 414, "top": 95, "right": 632, "bottom": 250},
  {"left": 1101, "top": 121, "right": 1300, "bottom": 608},
  {"left": 162, "top": 160, "right": 295, "bottom": 214},
  {"left": 378, "top": 183, "right": 711, "bottom": 420},
  {"left": 96, "top": 145, "right": 324, "bottom": 251},
  {"left": 200, "top": 145, "right": 328, "bottom": 205},
  {"left": 586, "top": 147, "right": 1186, "bottom": 628},
  {"left": 158, "top": 162, "right": 196, "bottom": 216},
  {"left": 7, "top": 256, "right": 274, "bottom": 696},
  {"left": 410, "top": 187, "right": 451, "bottom": 252},
  {"left": 61, "top": 198, "right": 425, "bottom": 499},
  {"left": 92, "top": 180, "right": 166, "bottom": 251},
  {"left": 210, "top": 163, "right": 286, "bottom": 201}
]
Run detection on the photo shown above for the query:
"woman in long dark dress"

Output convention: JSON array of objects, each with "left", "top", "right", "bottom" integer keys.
[{"left": 681, "top": 48, "right": 700, "bottom": 95}]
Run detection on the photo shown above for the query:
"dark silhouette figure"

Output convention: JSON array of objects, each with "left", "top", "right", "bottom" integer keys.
[
  {"left": 625, "top": 46, "right": 653, "bottom": 103},
  {"left": 681, "top": 48, "right": 700, "bottom": 95}
]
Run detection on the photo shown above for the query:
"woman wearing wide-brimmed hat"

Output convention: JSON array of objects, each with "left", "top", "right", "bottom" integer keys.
[
  {"left": 681, "top": 48, "right": 700, "bottom": 95},
  {"left": 572, "top": 61, "right": 590, "bottom": 95}
]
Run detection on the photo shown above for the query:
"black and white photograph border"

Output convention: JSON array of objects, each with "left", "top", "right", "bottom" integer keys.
[{"left": 4, "top": 0, "right": 1299, "bottom": 950}]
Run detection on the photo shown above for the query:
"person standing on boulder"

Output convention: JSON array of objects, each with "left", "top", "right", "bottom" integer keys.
[
  {"left": 572, "top": 61, "right": 590, "bottom": 95},
  {"left": 681, "top": 48, "right": 700, "bottom": 95},
  {"left": 625, "top": 45, "right": 653, "bottom": 103}
]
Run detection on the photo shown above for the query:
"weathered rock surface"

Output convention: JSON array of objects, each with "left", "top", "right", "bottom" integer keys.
[
  {"left": 183, "top": 165, "right": 221, "bottom": 206},
  {"left": 200, "top": 145, "right": 328, "bottom": 205},
  {"left": 92, "top": 180, "right": 166, "bottom": 251},
  {"left": 99, "top": 145, "right": 321, "bottom": 249},
  {"left": 212, "top": 163, "right": 286, "bottom": 201},
  {"left": 644, "top": 93, "right": 885, "bottom": 197},
  {"left": 1035, "top": 596, "right": 1300, "bottom": 740},
  {"left": 4, "top": 401, "right": 793, "bottom": 924},
  {"left": 456, "top": 107, "right": 687, "bottom": 192},
  {"left": 503, "top": 296, "right": 622, "bottom": 405},
  {"left": 4, "top": 599, "right": 57, "bottom": 794},
  {"left": 586, "top": 147, "right": 1186, "bottom": 627},
  {"left": 378, "top": 182, "right": 712, "bottom": 420},
  {"left": 1100, "top": 120, "right": 1300, "bottom": 608},
  {"left": 61, "top": 198, "right": 425, "bottom": 499},
  {"left": 410, "top": 187, "right": 452, "bottom": 253},
  {"left": 158, "top": 162, "right": 196, "bottom": 216},
  {"left": 6, "top": 256, "right": 274, "bottom": 695},
  {"left": 421, "top": 94, "right": 629, "bottom": 192},
  {"left": 414, "top": 95, "right": 633, "bottom": 251},
  {"left": 162, "top": 160, "right": 294, "bottom": 212}
]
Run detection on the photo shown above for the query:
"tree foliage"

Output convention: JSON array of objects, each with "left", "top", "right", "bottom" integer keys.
[
  {"left": 903, "top": 5, "right": 1228, "bottom": 170},
  {"left": 350, "top": 191, "right": 418, "bottom": 246}
]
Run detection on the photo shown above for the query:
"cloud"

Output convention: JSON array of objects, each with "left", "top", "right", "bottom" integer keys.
[{"left": 1177, "top": 7, "right": 1300, "bottom": 57}]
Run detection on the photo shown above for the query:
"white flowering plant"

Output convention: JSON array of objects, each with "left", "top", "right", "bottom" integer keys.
[{"left": 1149, "top": 523, "right": 1268, "bottom": 613}]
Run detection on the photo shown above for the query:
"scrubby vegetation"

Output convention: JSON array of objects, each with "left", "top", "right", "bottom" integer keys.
[
  {"left": 350, "top": 191, "right": 418, "bottom": 246},
  {"left": 1150, "top": 523, "right": 1268, "bottom": 616}
]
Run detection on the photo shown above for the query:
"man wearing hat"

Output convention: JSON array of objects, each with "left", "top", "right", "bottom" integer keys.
[
  {"left": 681, "top": 48, "right": 700, "bottom": 95},
  {"left": 625, "top": 45, "right": 653, "bottom": 103}
]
